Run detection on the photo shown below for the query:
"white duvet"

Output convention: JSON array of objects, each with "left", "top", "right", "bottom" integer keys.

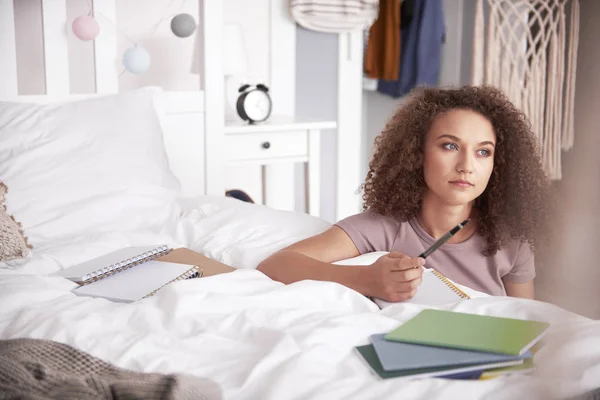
[{"left": 1, "top": 196, "right": 599, "bottom": 400}]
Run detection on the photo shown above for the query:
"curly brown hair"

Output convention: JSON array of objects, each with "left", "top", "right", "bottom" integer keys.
[{"left": 362, "top": 85, "right": 553, "bottom": 255}]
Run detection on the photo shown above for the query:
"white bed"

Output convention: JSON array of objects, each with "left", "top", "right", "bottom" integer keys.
[
  {"left": 0, "top": 89, "right": 599, "bottom": 400},
  {"left": 0, "top": 199, "right": 599, "bottom": 400}
]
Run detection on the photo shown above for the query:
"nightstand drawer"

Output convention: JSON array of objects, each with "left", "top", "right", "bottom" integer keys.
[{"left": 225, "top": 131, "right": 308, "bottom": 162}]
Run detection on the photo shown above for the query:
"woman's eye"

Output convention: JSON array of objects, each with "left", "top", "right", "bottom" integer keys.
[
  {"left": 477, "top": 149, "right": 491, "bottom": 157},
  {"left": 442, "top": 143, "right": 458, "bottom": 151}
]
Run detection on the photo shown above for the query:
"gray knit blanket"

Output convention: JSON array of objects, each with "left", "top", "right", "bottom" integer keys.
[{"left": 0, "top": 338, "right": 221, "bottom": 400}]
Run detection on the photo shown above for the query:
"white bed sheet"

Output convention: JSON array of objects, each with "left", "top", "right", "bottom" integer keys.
[{"left": 1, "top": 196, "right": 599, "bottom": 400}]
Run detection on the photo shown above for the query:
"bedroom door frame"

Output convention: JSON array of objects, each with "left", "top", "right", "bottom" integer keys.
[{"left": 336, "top": 31, "right": 364, "bottom": 221}]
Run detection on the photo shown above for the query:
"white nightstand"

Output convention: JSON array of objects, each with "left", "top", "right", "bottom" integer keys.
[{"left": 224, "top": 116, "right": 337, "bottom": 217}]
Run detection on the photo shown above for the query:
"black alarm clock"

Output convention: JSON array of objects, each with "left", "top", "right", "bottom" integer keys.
[{"left": 236, "top": 84, "right": 272, "bottom": 124}]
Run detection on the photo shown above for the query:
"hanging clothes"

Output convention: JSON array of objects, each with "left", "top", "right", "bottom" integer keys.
[
  {"left": 364, "top": 0, "right": 401, "bottom": 81},
  {"left": 363, "top": 30, "right": 379, "bottom": 91},
  {"left": 377, "top": 0, "right": 445, "bottom": 98},
  {"left": 290, "top": 0, "right": 380, "bottom": 33}
]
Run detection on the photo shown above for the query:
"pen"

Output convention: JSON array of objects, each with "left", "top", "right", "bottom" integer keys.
[{"left": 418, "top": 219, "right": 470, "bottom": 259}]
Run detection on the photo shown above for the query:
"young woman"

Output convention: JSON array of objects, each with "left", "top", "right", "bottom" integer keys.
[{"left": 257, "top": 85, "right": 552, "bottom": 301}]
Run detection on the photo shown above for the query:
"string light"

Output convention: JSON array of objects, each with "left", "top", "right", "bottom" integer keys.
[
  {"left": 72, "top": 15, "right": 99, "bottom": 41},
  {"left": 74, "top": 0, "right": 195, "bottom": 76}
]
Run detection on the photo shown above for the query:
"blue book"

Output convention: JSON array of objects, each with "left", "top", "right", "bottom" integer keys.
[
  {"left": 355, "top": 344, "right": 516, "bottom": 381},
  {"left": 371, "top": 334, "right": 532, "bottom": 372}
]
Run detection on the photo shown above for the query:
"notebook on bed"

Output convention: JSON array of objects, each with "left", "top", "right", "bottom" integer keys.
[
  {"left": 55, "top": 246, "right": 235, "bottom": 303},
  {"left": 334, "top": 252, "right": 470, "bottom": 308},
  {"left": 384, "top": 309, "right": 550, "bottom": 356}
]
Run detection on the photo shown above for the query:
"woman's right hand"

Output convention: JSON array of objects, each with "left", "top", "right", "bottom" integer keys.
[
  {"left": 367, "top": 252, "right": 425, "bottom": 302},
  {"left": 257, "top": 226, "right": 424, "bottom": 303}
]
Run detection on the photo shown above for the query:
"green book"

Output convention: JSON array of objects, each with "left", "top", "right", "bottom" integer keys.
[
  {"left": 384, "top": 309, "right": 550, "bottom": 356},
  {"left": 354, "top": 345, "right": 523, "bottom": 380}
]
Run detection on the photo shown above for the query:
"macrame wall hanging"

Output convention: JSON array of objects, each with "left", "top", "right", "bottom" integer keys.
[{"left": 471, "top": 0, "right": 580, "bottom": 180}]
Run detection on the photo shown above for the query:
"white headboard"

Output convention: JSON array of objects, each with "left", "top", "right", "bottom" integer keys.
[{"left": 0, "top": 0, "right": 225, "bottom": 199}]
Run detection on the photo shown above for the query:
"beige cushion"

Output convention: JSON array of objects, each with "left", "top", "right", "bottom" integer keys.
[{"left": 0, "top": 182, "right": 32, "bottom": 261}]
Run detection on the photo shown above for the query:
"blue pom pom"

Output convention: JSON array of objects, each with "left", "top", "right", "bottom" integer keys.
[{"left": 122, "top": 46, "right": 151, "bottom": 74}]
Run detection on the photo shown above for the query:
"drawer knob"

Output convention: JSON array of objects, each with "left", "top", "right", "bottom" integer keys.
[{"left": 261, "top": 141, "right": 271, "bottom": 149}]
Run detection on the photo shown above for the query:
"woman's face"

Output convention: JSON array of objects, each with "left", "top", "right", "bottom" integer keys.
[{"left": 422, "top": 109, "right": 496, "bottom": 206}]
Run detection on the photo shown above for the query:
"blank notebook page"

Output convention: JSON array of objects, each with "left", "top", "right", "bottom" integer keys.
[
  {"left": 374, "top": 268, "right": 464, "bottom": 308},
  {"left": 403, "top": 268, "right": 461, "bottom": 303},
  {"left": 334, "top": 252, "right": 466, "bottom": 308},
  {"left": 73, "top": 261, "right": 192, "bottom": 302}
]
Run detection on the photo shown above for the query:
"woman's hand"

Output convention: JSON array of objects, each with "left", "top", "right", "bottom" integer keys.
[
  {"left": 367, "top": 252, "right": 425, "bottom": 302},
  {"left": 257, "top": 227, "right": 424, "bottom": 302}
]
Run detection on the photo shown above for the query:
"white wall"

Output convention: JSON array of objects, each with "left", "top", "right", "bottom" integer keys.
[
  {"left": 533, "top": 0, "right": 600, "bottom": 319},
  {"left": 66, "top": 0, "right": 95, "bottom": 94},
  {"left": 13, "top": 0, "right": 45, "bottom": 95},
  {"left": 295, "top": 27, "right": 338, "bottom": 223}
]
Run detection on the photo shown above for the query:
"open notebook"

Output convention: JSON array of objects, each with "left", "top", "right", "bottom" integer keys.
[
  {"left": 54, "top": 245, "right": 173, "bottom": 283},
  {"left": 54, "top": 245, "right": 234, "bottom": 303},
  {"left": 334, "top": 252, "right": 470, "bottom": 308},
  {"left": 72, "top": 260, "right": 201, "bottom": 303}
]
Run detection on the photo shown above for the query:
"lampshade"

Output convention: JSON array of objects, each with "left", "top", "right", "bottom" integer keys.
[
  {"left": 190, "top": 24, "right": 247, "bottom": 76},
  {"left": 190, "top": 28, "right": 202, "bottom": 75},
  {"left": 222, "top": 24, "right": 247, "bottom": 76}
]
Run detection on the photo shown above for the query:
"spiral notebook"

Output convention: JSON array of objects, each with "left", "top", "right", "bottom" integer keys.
[
  {"left": 334, "top": 252, "right": 470, "bottom": 308},
  {"left": 55, "top": 245, "right": 218, "bottom": 303},
  {"left": 374, "top": 267, "right": 471, "bottom": 309},
  {"left": 55, "top": 245, "right": 173, "bottom": 284},
  {"left": 72, "top": 260, "right": 201, "bottom": 303}
]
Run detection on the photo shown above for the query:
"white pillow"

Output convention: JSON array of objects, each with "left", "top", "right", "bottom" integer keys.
[
  {"left": 0, "top": 89, "right": 181, "bottom": 248},
  {"left": 173, "top": 195, "right": 332, "bottom": 269}
]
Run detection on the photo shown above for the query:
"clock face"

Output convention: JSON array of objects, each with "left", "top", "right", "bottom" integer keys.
[{"left": 244, "top": 90, "right": 271, "bottom": 122}]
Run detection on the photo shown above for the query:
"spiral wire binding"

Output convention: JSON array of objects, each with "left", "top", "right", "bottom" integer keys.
[
  {"left": 79, "top": 245, "right": 172, "bottom": 285},
  {"left": 430, "top": 269, "right": 471, "bottom": 299},
  {"left": 143, "top": 266, "right": 203, "bottom": 299}
]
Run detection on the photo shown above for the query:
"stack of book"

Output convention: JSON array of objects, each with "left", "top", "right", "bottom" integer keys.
[{"left": 355, "top": 309, "right": 550, "bottom": 381}]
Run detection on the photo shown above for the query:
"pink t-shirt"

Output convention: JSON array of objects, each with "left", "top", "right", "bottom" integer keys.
[{"left": 334, "top": 210, "right": 535, "bottom": 296}]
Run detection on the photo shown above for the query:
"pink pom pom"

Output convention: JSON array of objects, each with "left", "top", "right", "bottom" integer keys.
[{"left": 72, "top": 15, "right": 99, "bottom": 41}]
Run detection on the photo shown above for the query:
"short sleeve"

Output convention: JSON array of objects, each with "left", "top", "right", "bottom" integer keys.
[
  {"left": 503, "top": 241, "right": 536, "bottom": 283},
  {"left": 333, "top": 210, "right": 401, "bottom": 254}
]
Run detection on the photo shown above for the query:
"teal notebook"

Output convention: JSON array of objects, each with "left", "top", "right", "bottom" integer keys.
[
  {"left": 354, "top": 345, "right": 523, "bottom": 380},
  {"left": 385, "top": 309, "right": 550, "bottom": 356}
]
